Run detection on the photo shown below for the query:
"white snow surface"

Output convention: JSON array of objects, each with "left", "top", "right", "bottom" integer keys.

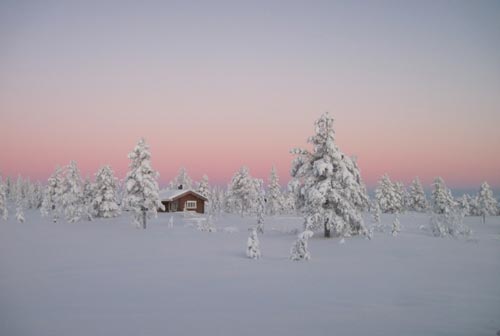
[{"left": 1, "top": 210, "right": 499, "bottom": 336}]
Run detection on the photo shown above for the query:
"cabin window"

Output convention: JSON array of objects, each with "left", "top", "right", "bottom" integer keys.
[{"left": 185, "top": 201, "right": 197, "bottom": 209}]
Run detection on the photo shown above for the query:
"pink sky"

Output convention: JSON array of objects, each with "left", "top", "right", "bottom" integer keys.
[{"left": 1, "top": 1, "right": 499, "bottom": 190}]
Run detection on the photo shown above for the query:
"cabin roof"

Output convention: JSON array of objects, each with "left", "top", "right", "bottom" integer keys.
[{"left": 159, "top": 189, "right": 208, "bottom": 202}]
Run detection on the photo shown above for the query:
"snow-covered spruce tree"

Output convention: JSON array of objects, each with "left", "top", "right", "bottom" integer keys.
[
  {"left": 122, "top": 138, "right": 164, "bottom": 229},
  {"left": 0, "top": 178, "right": 8, "bottom": 221},
  {"left": 375, "top": 174, "right": 403, "bottom": 214},
  {"left": 227, "top": 166, "right": 260, "bottom": 216},
  {"left": 29, "top": 182, "right": 44, "bottom": 209},
  {"left": 41, "top": 166, "right": 65, "bottom": 222},
  {"left": 81, "top": 178, "right": 95, "bottom": 221},
  {"left": 169, "top": 167, "right": 193, "bottom": 190},
  {"left": 16, "top": 193, "right": 25, "bottom": 223},
  {"left": 209, "top": 186, "right": 224, "bottom": 215},
  {"left": 59, "top": 161, "right": 85, "bottom": 223},
  {"left": 408, "top": 177, "right": 428, "bottom": 212},
  {"left": 468, "top": 195, "right": 479, "bottom": 216},
  {"left": 93, "top": 166, "right": 120, "bottom": 218},
  {"left": 247, "top": 228, "right": 261, "bottom": 259},
  {"left": 457, "top": 194, "right": 471, "bottom": 216},
  {"left": 4, "top": 176, "right": 12, "bottom": 201},
  {"left": 290, "top": 230, "right": 314, "bottom": 261},
  {"left": 431, "top": 177, "right": 455, "bottom": 214},
  {"left": 197, "top": 174, "right": 211, "bottom": 199},
  {"left": 395, "top": 182, "right": 408, "bottom": 212},
  {"left": 290, "top": 113, "right": 369, "bottom": 238},
  {"left": 371, "top": 201, "right": 383, "bottom": 232},
  {"left": 266, "top": 166, "right": 284, "bottom": 216},
  {"left": 256, "top": 190, "right": 265, "bottom": 234},
  {"left": 477, "top": 182, "right": 497, "bottom": 223}
]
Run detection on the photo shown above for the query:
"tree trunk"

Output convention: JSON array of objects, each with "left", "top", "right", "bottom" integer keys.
[
  {"left": 482, "top": 213, "right": 486, "bottom": 224},
  {"left": 142, "top": 209, "right": 147, "bottom": 229},
  {"left": 324, "top": 218, "right": 331, "bottom": 238}
]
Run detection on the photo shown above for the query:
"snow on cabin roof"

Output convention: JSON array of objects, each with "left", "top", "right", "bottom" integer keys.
[{"left": 159, "top": 189, "right": 208, "bottom": 201}]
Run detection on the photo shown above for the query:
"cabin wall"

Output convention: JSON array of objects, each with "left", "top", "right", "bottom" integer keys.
[
  {"left": 159, "top": 194, "right": 205, "bottom": 214},
  {"left": 177, "top": 194, "right": 205, "bottom": 213}
]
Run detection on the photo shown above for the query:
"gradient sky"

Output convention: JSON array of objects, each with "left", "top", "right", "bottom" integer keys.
[{"left": 1, "top": 0, "right": 500, "bottom": 190}]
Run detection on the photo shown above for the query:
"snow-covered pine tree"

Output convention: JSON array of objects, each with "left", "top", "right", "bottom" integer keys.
[
  {"left": 408, "top": 177, "right": 428, "bottom": 212},
  {"left": 468, "top": 194, "right": 479, "bottom": 216},
  {"left": 93, "top": 165, "right": 120, "bottom": 218},
  {"left": 122, "top": 138, "right": 164, "bottom": 229},
  {"left": 371, "top": 201, "right": 383, "bottom": 232},
  {"left": 208, "top": 186, "right": 223, "bottom": 215},
  {"left": 246, "top": 228, "right": 261, "bottom": 259},
  {"left": 41, "top": 166, "right": 64, "bottom": 222},
  {"left": 15, "top": 192, "right": 25, "bottom": 223},
  {"left": 256, "top": 190, "right": 265, "bottom": 234},
  {"left": 457, "top": 194, "right": 471, "bottom": 216},
  {"left": 0, "top": 177, "right": 8, "bottom": 221},
  {"left": 5, "top": 176, "right": 12, "bottom": 201},
  {"left": 170, "top": 167, "right": 193, "bottom": 190},
  {"left": 394, "top": 182, "right": 407, "bottom": 212},
  {"left": 290, "top": 230, "right": 314, "bottom": 261},
  {"left": 197, "top": 174, "right": 211, "bottom": 200},
  {"left": 227, "top": 166, "right": 260, "bottom": 216},
  {"left": 60, "top": 161, "right": 85, "bottom": 223},
  {"left": 375, "top": 174, "right": 403, "bottom": 214},
  {"left": 81, "top": 177, "right": 95, "bottom": 221},
  {"left": 431, "top": 177, "right": 455, "bottom": 214},
  {"left": 266, "top": 166, "right": 284, "bottom": 216},
  {"left": 290, "top": 113, "right": 369, "bottom": 238},
  {"left": 477, "top": 182, "right": 497, "bottom": 223}
]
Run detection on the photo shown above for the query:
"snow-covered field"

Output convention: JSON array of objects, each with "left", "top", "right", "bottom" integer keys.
[{"left": 1, "top": 211, "right": 499, "bottom": 336}]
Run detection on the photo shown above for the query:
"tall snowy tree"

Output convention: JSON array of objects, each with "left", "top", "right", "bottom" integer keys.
[
  {"left": 93, "top": 165, "right": 120, "bottom": 218},
  {"left": 15, "top": 191, "right": 25, "bottom": 223},
  {"left": 431, "top": 177, "right": 455, "bottom": 214},
  {"left": 60, "top": 161, "right": 85, "bottom": 223},
  {"left": 0, "top": 178, "right": 8, "bottom": 221},
  {"left": 5, "top": 176, "right": 12, "bottom": 201},
  {"left": 197, "top": 174, "right": 211, "bottom": 200},
  {"left": 209, "top": 186, "right": 224, "bottom": 215},
  {"left": 41, "top": 166, "right": 64, "bottom": 222},
  {"left": 457, "top": 194, "right": 471, "bottom": 216},
  {"left": 266, "top": 166, "right": 284, "bottom": 216},
  {"left": 81, "top": 177, "right": 95, "bottom": 221},
  {"left": 227, "top": 166, "right": 260, "bottom": 216},
  {"left": 290, "top": 113, "right": 369, "bottom": 238},
  {"left": 169, "top": 167, "right": 193, "bottom": 190},
  {"left": 477, "top": 182, "right": 497, "bottom": 223},
  {"left": 408, "top": 177, "right": 428, "bottom": 212},
  {"left": 122, "top": 138, "right": 164, "bottom": 229},
  {"left": 375, "top": 174, "right": 403, "bottom": 214}
]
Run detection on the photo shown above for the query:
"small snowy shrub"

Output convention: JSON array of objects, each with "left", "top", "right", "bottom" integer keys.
[
  {"left": 392, "top": 216, "right": 400, "bottom": 236},
  {"left": 16, "top": 204, "right": 25, "bottom": 223},
  {"left": 290, "top": 230, "right": 314, "bottom": 261},
  {"left": 429, "top": 209, "right": 471, "bottom": 238},
  {"left": 197, "top": 216, "right": 216, "bottom": 232},
  {"left": 246, "top": 228, "right": 261, "bottom": 259}
]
